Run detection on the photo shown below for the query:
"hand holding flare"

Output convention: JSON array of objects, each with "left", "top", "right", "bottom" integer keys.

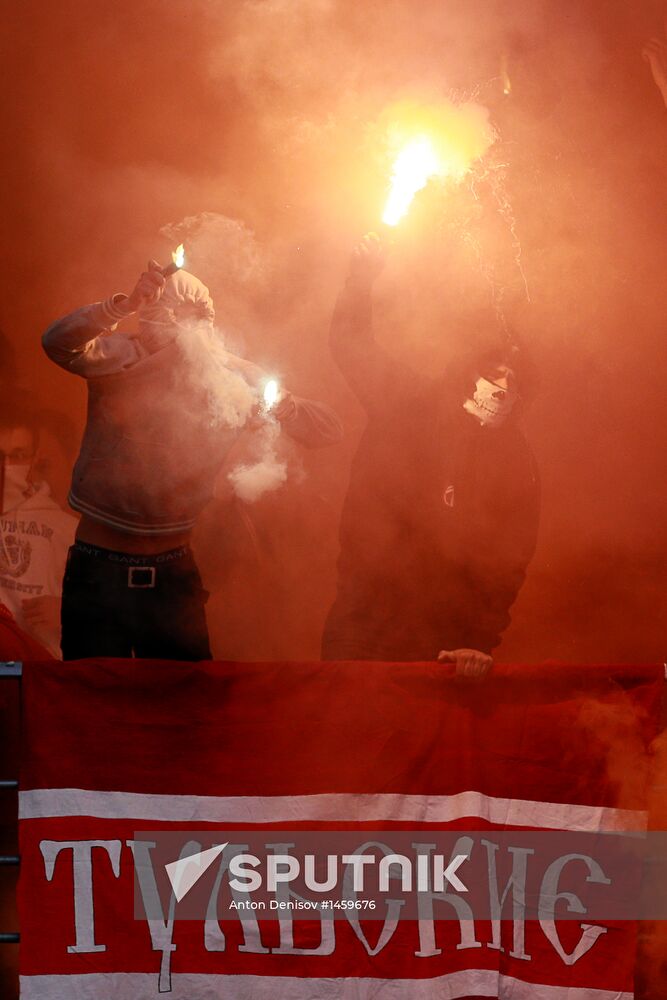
[
  {"left": 123, "top": 246, "right": 185, "bottom": 313},
  {"left": 261, "top": 377, "right": 296, "bottom": 423},
  {"left": 125, "top": 260, "right": 165, "bottom": 312},
  {"left": 162, "top": 243, "right": 185, "bottom": 278}
]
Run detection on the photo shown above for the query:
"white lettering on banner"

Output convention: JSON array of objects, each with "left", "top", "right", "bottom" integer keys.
[
  {"left": 40, "top": 840, "right": 122, "bottom": 954},
  {"left": 266, "top": 842, "right": 336, "bottom": 957},
  {"left": 482, "top": 839, "right": 533, "bottom": 961},
  {"left": 204, "top": 843, "right": 270, "bottom": 957},
  {"left": 342, "top": 841, "right": 404, "bottom": 957},
  {"left": 539, "top": 854, "right": 611, "bottom": 964},
  {"left": 413, "top": 838, "right": 483, "bottom": 956},
  {"left": 38, "top": 835, "right": 614, "bottom": 988},
  {"left": 126, "top": 838, "right": 195, "bottom": 993}
]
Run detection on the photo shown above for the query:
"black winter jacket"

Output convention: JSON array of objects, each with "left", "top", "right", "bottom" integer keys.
[{"left": 322, "top": 278, "right": 540, "bottom": 661}]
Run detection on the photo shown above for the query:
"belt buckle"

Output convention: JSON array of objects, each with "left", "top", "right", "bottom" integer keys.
[{"left": 128, "top": 566, "right": 156, "bottom": 589}]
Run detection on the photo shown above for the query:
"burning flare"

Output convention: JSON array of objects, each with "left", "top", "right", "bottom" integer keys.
[
  {"left": 382, "top": 137, "right": 441, "bottom": 226},
  {"left": 378, "top": 100, "right": 496, "bottom": 226},
  {"left": 263, "top": 378, "right": 280, "bottom": 410},
  {"left": 162, "top": 244, "right": 186, "bottom": 278}
]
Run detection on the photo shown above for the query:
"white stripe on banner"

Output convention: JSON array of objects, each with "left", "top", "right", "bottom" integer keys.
[
  {"left": 18, "top": 788, "right": 644, "bottom": 831},
  {"left": 18, "top": 971, "right": 634, "bottom": 1000}
]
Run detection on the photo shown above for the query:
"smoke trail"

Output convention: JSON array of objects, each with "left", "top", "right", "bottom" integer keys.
[
  {"left": 227, "top": 419, "right": 287, "bottom": 503},
  {"left": 175, "top": 323, "right": 290, "bottom": 503},
  {"left": 176, "top": 324, "right": 257, "bottom": 430},
  {"left": 160, "top": 212, "right": 271, "bottom": 290}
]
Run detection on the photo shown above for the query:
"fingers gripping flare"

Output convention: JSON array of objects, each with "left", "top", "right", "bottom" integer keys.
[{"left": 126, "top": 260, "right": 166, "bottom": 312}]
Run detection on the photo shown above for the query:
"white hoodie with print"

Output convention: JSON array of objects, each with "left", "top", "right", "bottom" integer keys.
[{"left": 0, "top": 484, "right": 77, "bottom": 656}]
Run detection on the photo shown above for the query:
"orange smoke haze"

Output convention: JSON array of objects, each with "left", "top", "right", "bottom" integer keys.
[
  {"left": 2, "top": 4, "right": 667, "bottom": 995},
  {"left": 1, "top": 1, "right": 667, "bottom": 661}
]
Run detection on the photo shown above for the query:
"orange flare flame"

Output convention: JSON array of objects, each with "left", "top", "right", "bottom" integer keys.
[{"left": 382, "top": 137, "right": 442, "bottom": 226}]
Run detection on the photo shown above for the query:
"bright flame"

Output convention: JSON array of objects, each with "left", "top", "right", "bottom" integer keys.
[
  {"left": 172, "top": 243, "right": 185, "bottom": 268},
  {"left": 378, "top": 100, "right": 497, "bottom": 226},
  {"left": 263, "top": 378, "right": 280, "bottom": 409},
  {"left": 382, "top": 137, "right": 441, "bottom": 226}
]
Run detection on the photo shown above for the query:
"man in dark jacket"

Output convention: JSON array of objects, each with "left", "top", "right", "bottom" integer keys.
[
  {"left": 43, "top": 259, "right": 342, "bottom": 660},
  {"left": 321, "top": 234, "right": 539, "bottom": 677}
]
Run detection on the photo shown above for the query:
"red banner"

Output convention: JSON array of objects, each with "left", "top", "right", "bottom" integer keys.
[{"left": 17, "top": 660, "right": 663, "bottom": 999}]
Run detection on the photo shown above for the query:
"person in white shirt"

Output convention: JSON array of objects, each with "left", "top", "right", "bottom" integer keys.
[{"left": 0, "top": 393, "right": 77, "bottom": 656}]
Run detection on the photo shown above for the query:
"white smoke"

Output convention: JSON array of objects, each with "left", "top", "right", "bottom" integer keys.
[
  {"left": 159, "top": 210, "right": 275, "bottom": 357},
  {"left": 160, "top": 211, "right": 271, "bottom": 290},
  {"left": 175, "top": 323, "right": 289, "bottom": 503},
  {"left": 176, "top": 323, "right": 257, "bottom": 429},
  {"left": 227, "top": 419, "right": 288, "bottom": 503}
]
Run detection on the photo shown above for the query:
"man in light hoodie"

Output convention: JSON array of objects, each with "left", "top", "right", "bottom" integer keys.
[
  {"left": 42, "top": 259, "right": 342, "bottom": 660},
  {"left": 0, "top": 393, "right": 77, "bottom": 656}
]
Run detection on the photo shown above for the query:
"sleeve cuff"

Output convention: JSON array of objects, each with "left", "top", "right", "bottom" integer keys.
[
  {"left": 91, "top": 294, "right": 133, "bottom": 329},
  {"left": 102, "top": 293, "right": 133, "bottom": 322},
  {"left": 274, "top": 394, "right": 298, "bottom": 424}
]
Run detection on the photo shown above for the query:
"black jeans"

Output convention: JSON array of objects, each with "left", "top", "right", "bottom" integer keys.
[{"left": 60, "top": 542, "right": 212, "bottom": 661}]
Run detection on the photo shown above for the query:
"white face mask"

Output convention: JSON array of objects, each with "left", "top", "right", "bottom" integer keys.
[
  {"left": 2, "top": 463, "right": 32, "bottom": 513},
  {"left": 463, "top": 375, "right": 517, "bottom": 428}
]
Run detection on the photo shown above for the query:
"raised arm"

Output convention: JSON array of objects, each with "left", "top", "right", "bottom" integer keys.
[
  {"left": 330, "top": 233, "right": 417, "bottom": 413},
  {"left": 42, "top": 261, "right": 165, "bottom": 377}
]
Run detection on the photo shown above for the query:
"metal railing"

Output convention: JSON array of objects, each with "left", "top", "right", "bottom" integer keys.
[{"left": 0, "top": 662, "right": 22, "bottom": 946}]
